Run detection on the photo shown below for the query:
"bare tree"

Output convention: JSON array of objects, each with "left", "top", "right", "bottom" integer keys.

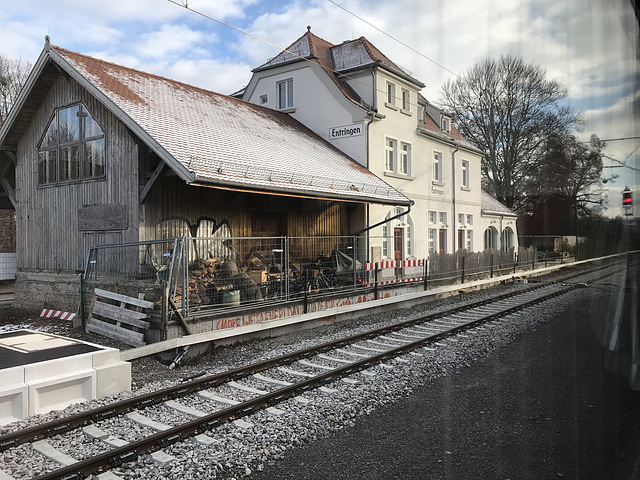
[
  {"left": 0, "top": 53, "right": 32, "bottom": 126},
  {"left": 439, "top": 54, "right": 583, "bottom": 212}
]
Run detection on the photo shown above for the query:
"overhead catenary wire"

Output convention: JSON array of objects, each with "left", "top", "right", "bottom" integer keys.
[
  {"left": 165, "top": 0, "right": 442, "bottom": 114},
  {"left": 326, "top": 0, "right": 460, "bottom": 79}
]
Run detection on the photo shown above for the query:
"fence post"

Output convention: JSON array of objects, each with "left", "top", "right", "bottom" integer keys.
[
  {"left": 79, "top": 273, "right": 85, "bottom": 329},
  {"left": 490, "top": 254, "right": 494, "bottom": 278},
  {"left": 284, "top": 236, "right": 289, "bottom": 300},
  {"left": 374, "top": 263, "right": 379, "bottom": 299},
  {"left": 352, "top": 235, "right": 357, "bottom": 288},
  {"left": 513, "top": 253, "right": 518, "bottom": 274},
  {"left": 177, "top": 237, "right": 187, "bottom": 319},
  {"left": 461, "top": 256, "right": 466, "bottom": 284},
  {"left": 423, "top": 259, "right": 428, "bottom": 291},
  {"left": 303, "top": 288, "right": 308, "bottom": 314}
]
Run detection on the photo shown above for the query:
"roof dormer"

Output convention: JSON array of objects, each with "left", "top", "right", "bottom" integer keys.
[{"left": 440, "top": 112, "right": 452, "bottom": 134}]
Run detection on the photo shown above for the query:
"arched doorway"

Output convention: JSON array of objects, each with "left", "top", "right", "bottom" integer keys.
[
  {"left": 501, "top": 226, "right": 514, "bottom": 251},
  {"left": 483, "top": 226, "right": 498, "bottom": 250}
]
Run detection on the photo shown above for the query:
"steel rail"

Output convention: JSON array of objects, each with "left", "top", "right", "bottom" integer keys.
[
  {"left": 32, "top": 280, "right": 591, "bottom": 480},
  {"left": 0, "top": 259, "right": 621, "bottom": 455}
]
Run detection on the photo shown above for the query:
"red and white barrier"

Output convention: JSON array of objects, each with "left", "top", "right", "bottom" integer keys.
[
  {"left": 40, "top": 309, "right": 76, "bottom": 321},
  {"left": 365, "top": 259, "right": 426, "bottom": 271}
]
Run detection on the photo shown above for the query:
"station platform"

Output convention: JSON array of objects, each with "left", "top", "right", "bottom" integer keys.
[{"left": 0, "top": 329, "right": 131, "bottom": 426}]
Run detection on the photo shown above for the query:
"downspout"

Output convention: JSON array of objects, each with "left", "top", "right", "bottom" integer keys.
[
  {"left": 353, "top": 201, "right": 414, "bottom": 236},
  {"left": 451, "top": 144, "right": 459, "bottom": 253},
  {"left": 364, "top": 65, "right": 377, "bottom": 262}
]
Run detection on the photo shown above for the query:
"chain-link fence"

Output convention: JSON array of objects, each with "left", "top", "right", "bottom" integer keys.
[
  {"left": 0, "top": 253, "right": 16, "bottom": 281},
  {"left": 84, "top": 237, "right": 542, "bottom": 321}
]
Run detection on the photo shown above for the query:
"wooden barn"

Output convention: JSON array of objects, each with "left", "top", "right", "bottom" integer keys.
[{"left": 0, "top": 37, "right": 409, "bottom": 312}]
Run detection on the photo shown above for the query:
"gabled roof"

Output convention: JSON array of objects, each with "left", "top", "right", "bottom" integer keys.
[
  {"left": 0, "top": 39, "right": 410, "bottom": 207},
  {"left": 481, "top": 190, "right": 518, "bottom": 217},
  {"left": 254, "top": 28, "right": 363, "bottom": 108},
  {"left": 254, "top": 28, "right": 423, "bottom": 111},
  {"left": 417, "top": 97, "right": 483, "bottom": 154},
  {"left": 331, "top": 37, "right": 424, "bottom": 88}
]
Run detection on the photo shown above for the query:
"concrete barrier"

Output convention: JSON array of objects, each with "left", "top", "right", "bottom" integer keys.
[{"left": 0, "top": 330, "right": 131, "bottom": 425}]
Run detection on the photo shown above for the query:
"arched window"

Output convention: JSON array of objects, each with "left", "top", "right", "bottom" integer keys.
[
  {"left": 502, "top": 227, "right": 514, "bottom": 252},
  {"left": 381, "top": 208, "right": 413, "bottom": 259},
  {"left": 484, "top": 226, "right": 498, "bottom": 250},
  {"left": 38, "top": 103, "right": 105, "bottom": 185}
]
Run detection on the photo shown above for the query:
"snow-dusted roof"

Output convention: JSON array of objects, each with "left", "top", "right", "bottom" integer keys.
[
  {"left": 481, "top": 191, "right": 518, "bottom": 217},
  {"left": 42, "top": 44, "right": 408, "bottom": 206}
]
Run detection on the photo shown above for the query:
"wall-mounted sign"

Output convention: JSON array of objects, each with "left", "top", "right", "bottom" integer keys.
[
  {"left": 329, "top": 123, "right": 364, "bottom": 140},
  {"left": 431, "top": 186, "right": 445, "bottom": 196}
]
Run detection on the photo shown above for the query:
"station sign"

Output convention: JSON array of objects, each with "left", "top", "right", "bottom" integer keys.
[{"left": 329, "top": 123, "right": 364, "bottom": 140}]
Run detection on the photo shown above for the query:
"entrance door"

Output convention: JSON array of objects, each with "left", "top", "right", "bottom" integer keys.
[
  {"left": 439, "top": 229, "right": 447, "bottom": 254},
  {"left": 394, "top": 228, "right": 403, "bottom": 277}
]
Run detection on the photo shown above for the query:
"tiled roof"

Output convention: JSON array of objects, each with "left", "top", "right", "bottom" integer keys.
[
  {"left": 50, "top": 45, "right": 410, "bottom": 206},
  {"left": 255, "top": 29, "right": 363, "bottom": 107},
  {"left": 332, "top": 37, "right": 423, "bottom": 87},
  {"left": 481, "top": 190, "right": 517, "bottom": 217}
]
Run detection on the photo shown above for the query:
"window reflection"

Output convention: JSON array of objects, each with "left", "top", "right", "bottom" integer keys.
[{"left": 37, "top": 103, "right": 105, "bottom": 185}]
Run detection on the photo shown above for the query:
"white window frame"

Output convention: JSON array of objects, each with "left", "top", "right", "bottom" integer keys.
[
  {"left": 428, "top": 228, "right": 436, "bottom": 253},
  {"left": 382, "top": 224, "right": 388, "bottom": 257},
  {"left": 461, "top": 160, "right": 469, "bottom": 188},
  {"left": 441, "top": 116, "right": 451, "bottom": 133},
  {"left": 439, "top": 211, "right": 447, "bottom": 225},
  {"left": 466, "top": 214, "right": 473, "bottom": 226},
  {"left": 385, "top": 138, "right": 397, "bottom": 172},
  {"left": 399, "top": 142, "right": 411, "bottom": 175},
  {"left": 386, "top": 82, "right": 396, "bottom": 106},
  {"left": 458, "top": 213, "right": 465, "bottom": 226},
  {"left": 401, "top": 88, "right": 410, "bottom": 111},
  {"left": 433, "top": 151, "right": 442, "bottom": 182},
  {"left": 429, "top": 211, "right": 437, "bottom": 224},
  {"left": 277, "top": 78, "right": 294, "bottom": 110},
  {"left": 466, "top": 230, "right": 473, "bottom": 251}
]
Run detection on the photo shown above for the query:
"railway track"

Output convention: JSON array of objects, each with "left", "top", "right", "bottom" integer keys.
[{"left": 0, "top": 259, "right": 626, "bottom": 480}]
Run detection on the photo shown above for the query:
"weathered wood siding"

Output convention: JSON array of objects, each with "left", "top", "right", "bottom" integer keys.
[
  {"left": 15, "top": 72, "right": 139, "bottom": 273},
  {"left": 140, "top": 175, "right": 351, "bottom": 251}
]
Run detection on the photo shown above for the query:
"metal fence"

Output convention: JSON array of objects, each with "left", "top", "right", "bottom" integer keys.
[
  {"left": 84, "top": 237, "right": 542, "bottom": 320},
  {"left": 0, "top": 252, "right": 17, "bottom": 281}
]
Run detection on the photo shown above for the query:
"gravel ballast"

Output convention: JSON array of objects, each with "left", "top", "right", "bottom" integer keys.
[{"left": 2, "top": 264, "right": 637, "bottom": 479}]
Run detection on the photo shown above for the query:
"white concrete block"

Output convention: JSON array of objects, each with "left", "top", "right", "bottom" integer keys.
[
  {"left": 0, "top": 384, "right": 28, "bottom": 426},
  {"left": 23, "top": 354, "right": 93, "bottom": 383},
  {"left": 0, "top": 366, "right": 28, "bottom": 425},
  {"left": 94, "top": 361, "right": 131, "bottom": 398},
  {"left": 28, "top": 369, "right": 96, "bottom": 416},
  {"left": 0, "top": 366, "right": 24, "bottom": 386}
]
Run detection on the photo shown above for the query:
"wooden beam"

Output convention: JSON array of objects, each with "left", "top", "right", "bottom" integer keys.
[
  {"left": 1, "top": 179, "right": 16, "bottom": 209},
  {"left": 139, "top": 162, "right": 166, "bottom": 204},
  {"left": 0, "top": 149, "right": 17, "bottom": 165}
]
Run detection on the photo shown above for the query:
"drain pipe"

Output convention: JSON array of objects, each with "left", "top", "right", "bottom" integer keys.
[
  {"left": 353, "top": 200, "right": 414, "bottom": 236},
  {"left": 364, "top": 65, "right": 378, "bottom": 262},
  {"left": 451, "top": 144, "right": 459, "bottom": 253},
  {"left": 365, "top": 110, "right": 376, "bottom": 260}
]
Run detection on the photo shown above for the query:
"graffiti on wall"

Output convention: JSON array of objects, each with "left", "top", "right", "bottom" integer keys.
[{"left": 156, "top": 216, "right": 233, "bottom": 260}]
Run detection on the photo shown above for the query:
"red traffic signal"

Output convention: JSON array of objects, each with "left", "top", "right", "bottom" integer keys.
[{"left": 622, "top": 188, "right": 632, "bottom": 206}]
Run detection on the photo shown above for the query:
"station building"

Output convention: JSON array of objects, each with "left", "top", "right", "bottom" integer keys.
[
  {"left": 241, "top": 27, "right": 518, "bottom": 262},
  {"left": 0, "top": 37, "right": 410, "bottom": 311}
]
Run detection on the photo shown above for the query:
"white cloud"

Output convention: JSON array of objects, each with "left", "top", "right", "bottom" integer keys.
[{"left": 136, "top": 24, "right": 215, "bottom": 59}]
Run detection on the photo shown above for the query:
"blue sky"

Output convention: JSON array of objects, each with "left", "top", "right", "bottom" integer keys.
[{"left": 1, "top": 0, "right": 638, "bottom": 214}]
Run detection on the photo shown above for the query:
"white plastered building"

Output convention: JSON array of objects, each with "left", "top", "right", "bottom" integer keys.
[{"left": 242, "top": 27, "right": 518, "bottom": 262}]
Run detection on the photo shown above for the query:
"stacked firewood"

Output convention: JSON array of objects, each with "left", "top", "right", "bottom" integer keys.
[{"left": 175, "top": 257, "right": 264, "bottom": 306}]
